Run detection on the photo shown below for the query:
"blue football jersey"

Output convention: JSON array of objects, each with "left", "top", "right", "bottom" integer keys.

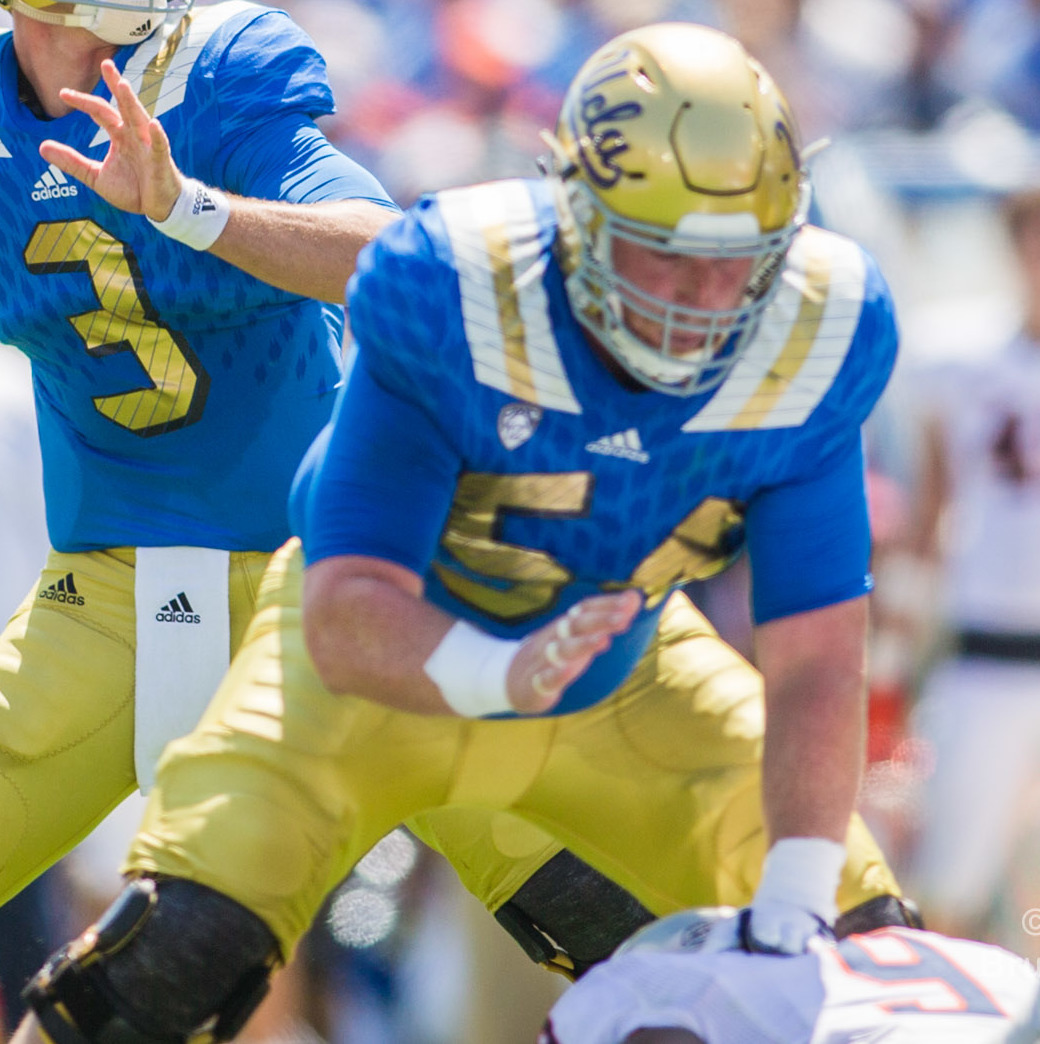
[
  {"left": 0, "top": 1, "right": 396, "bottom": 552},
  {"left": 295, "top": 178, "right": 898, "bottom": 714}
]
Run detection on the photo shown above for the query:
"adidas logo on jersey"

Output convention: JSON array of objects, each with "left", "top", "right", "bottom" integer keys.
[
  {"left": 156, "top": 592, "right": 201, "bottom": 624},
  {"left": 39, "top": 572, "right": 85, "bottom": 606},
  {"left": 585, "top": 428, "right": 649, "bottom": 463},
  {"left": 31, "top": 164, "right": 78, "bottom": 202}
]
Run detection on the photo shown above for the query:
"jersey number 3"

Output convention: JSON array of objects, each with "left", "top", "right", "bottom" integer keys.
[{"left": 25, "top": 220, "right": 209, "bottom": 437}]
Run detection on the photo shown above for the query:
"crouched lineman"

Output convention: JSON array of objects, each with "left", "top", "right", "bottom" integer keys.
[{"left": 14, "top": 22, "right": 919, "bottom": 1044}]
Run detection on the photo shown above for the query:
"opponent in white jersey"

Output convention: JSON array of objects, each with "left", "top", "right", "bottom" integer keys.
[
  {"left": 904, "top": 188, "right": 1040, "bottom": 943},
  {"left": 542, "top": 908, "right": 1040, "bottom": 1043}
]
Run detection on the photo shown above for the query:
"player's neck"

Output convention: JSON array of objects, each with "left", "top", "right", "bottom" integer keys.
[{"left": 13, "top": 17, "right": 119, "bottom": 119}]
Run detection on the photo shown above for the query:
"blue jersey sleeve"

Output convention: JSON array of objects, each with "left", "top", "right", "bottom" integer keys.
[
  {"left": 220, "top": 113, "right": 398, "bottom": 205},
  {"left": 298, "top": 208, "right": 464, "bottom": 569},
  {"left": 196, "top": 8, "right": 396, "bottom": 207},
  {"left": 297, "top": 357, "right": 460, "bottom": 571},
  {"left": 212, "top": 9, "right": 336, "bottom": 134},
  {"left": 744, "top": 243, "right": 896, "bottom": 624},
  {"left": 746, "top": 434, "right": 873, "bottom": 624}
]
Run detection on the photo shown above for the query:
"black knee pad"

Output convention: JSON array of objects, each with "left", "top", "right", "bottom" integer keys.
[
  {"left": 835, "top": 893, "right": 925, "bottom": 938},
  {"left": 24, "top": 877, "right": 280, "bottom": 1044},
  {"left": 494, "top": 851, "right": 655, "bottom": 979}
]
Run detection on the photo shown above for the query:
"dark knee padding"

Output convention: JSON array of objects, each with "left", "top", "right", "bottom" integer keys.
[
  {"left": 26, "top": 878, "right": 279, "bottom": 1043},
  {"left": 497, "top": 851, "right": 654, "bottom": 973}
]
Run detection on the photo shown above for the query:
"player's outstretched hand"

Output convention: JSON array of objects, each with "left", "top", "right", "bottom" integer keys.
[
  {"left": 38, "top": 59, "right": 181, "bottom": 221},
  {"left": 508, "top": 589, "right": 643, "bottom": 715}
]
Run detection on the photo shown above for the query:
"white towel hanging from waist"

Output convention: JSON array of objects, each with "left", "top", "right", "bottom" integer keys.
[{"left": 134, "top": 546, "right": 231, "bottom": 792}]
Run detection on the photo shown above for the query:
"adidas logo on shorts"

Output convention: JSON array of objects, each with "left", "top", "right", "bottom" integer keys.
[
  {"left": 155, "top": 592, "right": 201, "bottom": 624},
  {"left": 39, "top": 572, "right": 85, "bottom": 605}
]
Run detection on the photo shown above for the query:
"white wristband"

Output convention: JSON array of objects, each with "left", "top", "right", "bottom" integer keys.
[
  {"left": 423, "top": 620, "right": 520, "bottom": 717},
  {"left": 755, "top": 837, "right": 846, "bottom": 924},
  {"left": 147, "top": 178, "right": 230, "bottom": 251}
]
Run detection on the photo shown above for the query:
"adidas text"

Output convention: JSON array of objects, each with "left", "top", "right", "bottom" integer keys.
[
  {"left": 39, "top": 588, "right": 84, "bottom": 605},
  {"left": 156, "top": 592, "right": 200, "bottom": 624},
  {"left": 31, "top": 184, "right": 78, "bottom": 202},
  {"left": 39, "top": 573, "right": 84, "bottom": 605},
  {"left": 585, "top": 428, "right": 650, "bottom": 464},
  {"left": 155, "top": 610, "right": 201, "bottom": 624},
  {"left": 31, "top": 166, "right": 78, "bottom": 203}
]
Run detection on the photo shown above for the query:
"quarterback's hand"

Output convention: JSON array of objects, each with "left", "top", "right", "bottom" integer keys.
[
  {"left": 39, "top": 59, "right": 182, "bottom": 221},
  {"left": 701, "top": 837, "right": 845, "bottom": 956},
  {"left": 508, "top": 589, "right": 643, "bottom": 714}
]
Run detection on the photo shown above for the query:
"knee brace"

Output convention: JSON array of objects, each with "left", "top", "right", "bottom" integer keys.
[
  {"left": 23, "top": 877, "right": 280, "bottom": 1044},
  {"left": 494, "top": 851, "right": 655, "bottom": 979}
]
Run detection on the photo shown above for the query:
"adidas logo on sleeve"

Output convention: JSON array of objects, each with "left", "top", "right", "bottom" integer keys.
[
  {"left": 155, "top": 592, "right": 201, "bottom": 624},
  {"left": 38, "top": 573, "right": 85, "bottom": 605}
]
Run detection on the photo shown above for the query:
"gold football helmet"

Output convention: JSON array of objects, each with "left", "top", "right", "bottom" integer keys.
[
  {"left": 544, "top": 22, "right": 810, "bottom": 396},
  {"left": 0, "top": 0, "right": 191, "bottom": 44}
]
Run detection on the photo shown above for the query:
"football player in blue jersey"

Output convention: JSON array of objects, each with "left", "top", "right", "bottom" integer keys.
[
  {"left": 13, "top": 21, "right": 917, "bottom": 1044},
  {"left": 0, "top": 0, "right": 398, "bottom": 913}
]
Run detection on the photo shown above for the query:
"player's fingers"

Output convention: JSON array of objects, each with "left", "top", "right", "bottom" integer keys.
[
  {"left": 146, "top": 119, "right": 177, "bottom": 175},
  {"left": 112, "top": 76, "right": 154, "bottom": 141},
  {"left": 58, "top": 88, "right": 123, "bottom": 133},
  {"left": 38, "top": 141, "right": 100, "bottom": 190},
  {"left": 559, "top": 588, "right": 643, "bottom": 639},
  {"left": 512, "top": 590, "right": 643, "bottom": 714}
]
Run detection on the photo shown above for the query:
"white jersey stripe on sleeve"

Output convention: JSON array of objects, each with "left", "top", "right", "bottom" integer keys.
[
  {"left": 682, "top": 227, "right": 866, "bottom": 433},
  {"left": 91, "top": 0, "right": 260, "bottom": 147},
  {"left": 439, "top": 181, "right": 582, "bottom": 414}
]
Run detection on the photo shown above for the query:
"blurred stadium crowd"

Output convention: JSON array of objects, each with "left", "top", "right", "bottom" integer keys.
[{"left": 5, "top": 0, "right": 1040, "bottom": 1040}]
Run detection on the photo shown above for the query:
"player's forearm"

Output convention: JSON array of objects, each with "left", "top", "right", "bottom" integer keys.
[
  {"left": 208, "top": 198, "right": 400, "bottom": 304},
  {"left": 756, "top": 598, "right": 870, "bottom": 843},
  {"left": 301, "top": 556, "right": 641, "bottom": 717},
  {"left": 301, "top": 555, "right": 465, "bottom": 713},
  {"left": 762, "top": 676, "right": 865, "bottom": 843}
]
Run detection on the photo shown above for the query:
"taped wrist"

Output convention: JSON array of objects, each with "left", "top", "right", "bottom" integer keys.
[
  {"left": 423, "top": 620, "right": 519, "bottom": 716},
  {"left": 755, "top": 836, "right": 846, "bottom": 925},
  {"left": 147, "top": 179, "right": 230, "bottom": 250}
]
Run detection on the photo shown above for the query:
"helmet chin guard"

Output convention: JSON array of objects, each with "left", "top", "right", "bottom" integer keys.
[
  {"left": 544, "top": 22, "right": 811, "bottom": 397},
  {"left": 3, "top": 0, "right": 192, "bottom": 45}
]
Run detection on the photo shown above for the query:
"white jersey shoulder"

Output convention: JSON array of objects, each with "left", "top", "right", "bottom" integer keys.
[
  {"left": 682, "top": 225, "right": 867, "bottom": 433},
  {"left": 91, "top": 0, "right": 260, "bottom": 147},
  {"left": 437, "top": 179, "right": 582, "bottom": 415},
  {"left": 814, "top": 929, "right": 1040, "bottom": 1043}
]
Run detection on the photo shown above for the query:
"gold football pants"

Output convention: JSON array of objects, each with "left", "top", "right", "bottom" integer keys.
[
  {"left": 126, "top": 539, "right": 900, "bottom": 959},
  {"left": 0, "top": 546, "right": 271, "bottom": 907}
]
